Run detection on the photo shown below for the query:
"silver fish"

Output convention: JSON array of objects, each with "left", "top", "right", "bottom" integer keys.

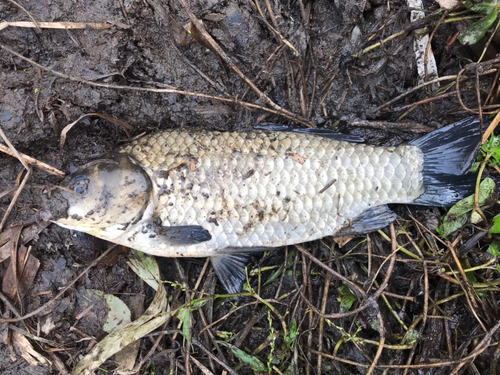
[{"left": 44, "top": 118, "right": 481, "bottom": 293}]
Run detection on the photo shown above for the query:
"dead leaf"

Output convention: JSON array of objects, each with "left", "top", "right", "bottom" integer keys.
[
  {"left": 2, "top": 245, "right": 40, "bottom": 299},
  {"left": 332, "top": 235, "right": 354, "bottom": 248},
  {"left": 60, "top": 113, "right": 133, "bottom": 151},
  {"left": 115, "top": 294, "right": 144, "bottom": 372},
  {"left": 10, "top": 330, "right": 51, "bottom": 367},
  {"left": 0, "top": 223, "right": 49, "bottom": 263}
]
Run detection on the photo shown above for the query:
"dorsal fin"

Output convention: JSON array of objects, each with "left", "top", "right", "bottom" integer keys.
[{"left": 254, "top": 124, "right": 365, "bottom": 143}]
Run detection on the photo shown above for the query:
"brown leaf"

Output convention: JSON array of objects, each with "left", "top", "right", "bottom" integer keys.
[
  {"left": 10, "top": 330, "right": 51, "bottom": 367},
  {"left": 332, "top": 236, "right": 354, "bottom": 248},
  {"left": 2, "top": 245, "right": 40, "bottom": 300}
]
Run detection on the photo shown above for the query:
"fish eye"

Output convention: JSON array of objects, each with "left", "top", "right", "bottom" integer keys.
[{"left": 70, "top": 177, "right": 90, "bottom": 195}]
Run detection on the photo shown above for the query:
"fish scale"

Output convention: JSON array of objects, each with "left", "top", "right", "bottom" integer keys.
[{"left": 116, "top": 129, "right": 424, "bottom": 256}]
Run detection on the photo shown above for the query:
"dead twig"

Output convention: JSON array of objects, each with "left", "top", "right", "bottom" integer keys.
[
  {"left": 0, "top": 143, "right": 65, "bottom": 177},
  {"left": 481, "top": 110, "right": 500, "bottom": 144},
  {"left": 376, "top": 69, "right": 497, "bottom": 112},
  {"left": 0, "top": 20, "right": 128, "bottom": 32},
  {"left": 0, "top": 128, "right": 33, "bottom": 231}
]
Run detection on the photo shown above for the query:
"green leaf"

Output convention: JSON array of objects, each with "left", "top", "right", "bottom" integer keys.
[
  {"left": 127, "top": 250, "right": 161, "bottom": 290},
  {"left": 458, "top": 8, "right": 498, "bottom": 45},
  {"left": 467, "top": 0, "right": 498, "bottom": 14},
  {"left": 488, "top": 239, "right": 500, "bottom": 256},
  {"left": 177, "top": 307, "right": 191, "bottom": 343},
  {"left": 218, "top": 342, "right": 267, "bottom": 372},
  {"left": 337, "top": 284, "right": 357, "bottom": 312},
  {"left": 490, "top": 215, "right": 500, "bottom": 233},
  {"left": 460, "top": 259, "right": 477, "bottom": 283},
  {"left": 437, "top": 178, "right": 496, "bottom": 237},
  {"left": 102, "top": 294, "right": 132, "bottom": 333},
  {"left": 284, "top": 320, "right": 298, "bottom": 349},
  {"left": 85, "top": 290, "right": 132, "bottom": 333}
]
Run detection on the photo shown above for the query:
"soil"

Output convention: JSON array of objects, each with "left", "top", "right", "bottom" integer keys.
[{"left": 0, "top": 0, "right": 499, "bottom": 374}]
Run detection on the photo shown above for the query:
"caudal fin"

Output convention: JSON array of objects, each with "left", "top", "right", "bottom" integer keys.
[{"left": 410, "top": 117, "right": 483, "bottom": 206}]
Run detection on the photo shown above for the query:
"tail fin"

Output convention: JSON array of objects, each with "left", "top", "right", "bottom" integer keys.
[{"left": 410, "top": 117, "right": 483, "bottom": 206}]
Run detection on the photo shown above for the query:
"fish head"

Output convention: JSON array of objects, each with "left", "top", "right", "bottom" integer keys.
[{"left": 45, "top": 153, "right": 152, "bottom": 231}]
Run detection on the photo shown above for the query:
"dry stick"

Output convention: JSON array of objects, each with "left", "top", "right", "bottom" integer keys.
[
  {"left": 0, "top": 43, "right": 310, "bottom": 127},
  {"left": 0, "top": 245, "right": 116, "bottom": 323},
  {"left": 376, "top": 69, "right": 497, "bottom": 112},
  {"left": 192, "top": 338, "right": 238, "bottom": 375},
  {"left": 199, "top": 301, "right": 259, "bottom": 334},
  {"left": 263, "top": 0, "right": 279, "bottom": 29},
  {"left": 391, "top": 91, "right": 457, "bottom": 112},
  {"left": 366, "top": 311, "right": 386, "bottom": 375},
  {"left": 173, "top": 44, "right": 230, "bottom": 97},
  {"left": 0, "top": 127, "right": 29, "bottom": 171},
  {"left": 455, "top": 66, "right": 499, "bottom": 116},
  {"left": 403, "top": 230, "right": 429, "bottom": 327},
  {"left": 485, "top": 68, "right": 500, "bottom": 106},
  {"left": 316, "top": 271, "right": 332, "bottom": 375},
  {"left": 365, "top": 225, "right": 397, "bottom": 375},
  {"left": 476, "top": 71, "right": 484, "bottom": 133},
  {"left": 352, "top": 29, "right": 406, "bottom": 57},
  {"left": 481, "top": 110, "right": 500, "bottom": 144},
  {"left": 0, "top": 143, "right": 65, "bottom": 178},
  {"left": 190, "top": 356, "right": 213, "bottom": 375},
  {"left": 240, "top": 43, "right": 284, "bottom": 103},
  {"left": 310, "top": 327, "right": 496, "bottom": 370},
  {"left": 0, "top": 169, "right": 31, "bottom": 233},
  {"left": 447, "top": 240, "right": 487, "bottom": 332},
  {"left": 0, "top": 20, "right": 123, "bottom": 32},
  {"left": 179, "top": 0, "right": 313, "bottom": 127},
  {"left": 300, "top": 251, "right": 312, "bottom": 375}
]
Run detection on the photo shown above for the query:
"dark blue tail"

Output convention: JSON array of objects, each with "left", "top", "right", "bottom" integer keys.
[{"left": 410, "top": 117, "right": 482, "bottom": 206}]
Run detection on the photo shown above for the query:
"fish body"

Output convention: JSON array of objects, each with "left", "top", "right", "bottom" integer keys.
[
  {"left": 47, "top": 118, "right": 482, "bottom": 293},
  {"left": 113, "top": 130, "right": 422, "bottom": 255}
]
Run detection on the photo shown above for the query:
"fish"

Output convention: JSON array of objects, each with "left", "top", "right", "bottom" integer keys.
[{"left": 42, "top": 117, "right": 482, "bottom": 293}]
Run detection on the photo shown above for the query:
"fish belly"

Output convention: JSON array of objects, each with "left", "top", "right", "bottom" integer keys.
[{"left": 117, "top": 130, "right": 424, "bottom": 256}]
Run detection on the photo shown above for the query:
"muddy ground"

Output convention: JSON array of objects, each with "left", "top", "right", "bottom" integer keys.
[{"left": 0, "top": 0, "right": 499, "bottom": 374}]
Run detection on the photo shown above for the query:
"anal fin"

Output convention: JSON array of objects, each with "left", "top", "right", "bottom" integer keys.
[
  {"left": 211, "top": 247, "right": 275, "bottom": 293},
  {"left": 336, "top": 205, "right": 397, "bottom": 236},
  {"left": 211, "top": 253, "right": 255, "bottom": 294}
]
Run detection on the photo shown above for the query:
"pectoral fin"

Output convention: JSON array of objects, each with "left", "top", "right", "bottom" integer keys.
[
  {"left": 336, "top": 206, "right": 397, "bottom": 236},
  {"left": 158, "top": 225, "right": 212, "bottom": 245},
  {"left": 137, "top": 219, "right": 212, "bottom": 245}
]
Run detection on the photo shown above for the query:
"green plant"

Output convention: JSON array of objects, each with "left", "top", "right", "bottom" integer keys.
[{"left": 459, "top": 0, "right": 499, "bottom": 45}]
